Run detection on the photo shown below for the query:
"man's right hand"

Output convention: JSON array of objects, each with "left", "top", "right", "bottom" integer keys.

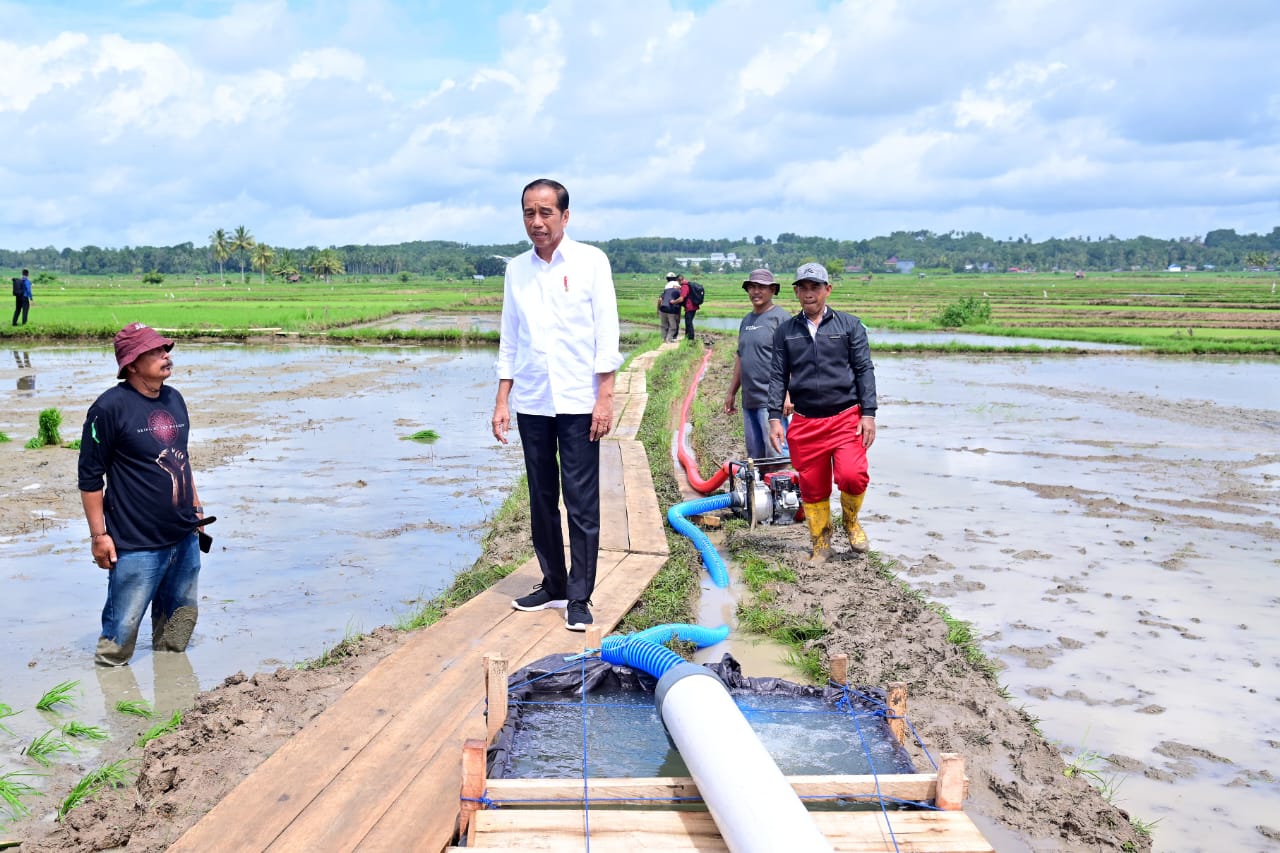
[
  {"left": 492, "top": 402, "right": 510, "bottom": 445},
  {"left": 92, "top": 534, "right": 117, "bottom": 570},
  {"left": 768, "top": 419, "right": 786, "bottom": 453}
]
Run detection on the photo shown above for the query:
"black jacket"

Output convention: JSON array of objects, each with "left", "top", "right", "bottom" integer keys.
[{"left": 767, "top": 307, "right": 877, "bottom": 421}]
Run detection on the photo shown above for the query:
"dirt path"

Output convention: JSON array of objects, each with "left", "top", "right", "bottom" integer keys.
[{"left": 9, "top": 342, "right": 1148, "bottom": 852}]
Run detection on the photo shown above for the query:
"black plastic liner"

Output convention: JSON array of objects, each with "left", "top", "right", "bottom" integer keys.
[{"left": 488, "top": 652, "right": 916, "bottom": 780}]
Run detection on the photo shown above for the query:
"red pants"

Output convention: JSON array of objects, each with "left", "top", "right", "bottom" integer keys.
[{"left": 787, "top": 405, "right": 869, "bottom": 503}]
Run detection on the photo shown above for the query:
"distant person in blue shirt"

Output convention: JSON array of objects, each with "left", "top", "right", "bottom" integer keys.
[{"left": 12, "top": 269, "right": 32, "bottom": 326}]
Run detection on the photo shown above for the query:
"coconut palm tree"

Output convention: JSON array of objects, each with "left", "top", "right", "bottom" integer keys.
[
  {"left": 271, "top": 250, "right": 299, "bottom": 281},
  {"left": 252, "top": 243, "right": 275, "bottom": 285},
  {"left": 209, "top": 228, "right": 230, "bottom": 285},
  {"left": 309, "top": 248, "right": 344, "bottom": 284},
  {"left": 231, "top": 226, "right": 256, "bottom": 284}
]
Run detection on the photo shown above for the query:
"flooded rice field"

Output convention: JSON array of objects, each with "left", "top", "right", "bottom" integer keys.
[
  {"left": 1, "top": 338, "right": 1277, "bottom": 852},
  {"left": 1, "top": 343, "right": 522, "bottom": 724},
  {"left": 868, "top": 353, "right": 1278, "bottom": 852}
]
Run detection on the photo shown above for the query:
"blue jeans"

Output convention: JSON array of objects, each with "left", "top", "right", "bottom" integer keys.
[
  {"left": 744, "top": 407, "right": 788, "bottom": 461},
  {"left": 96, "top": 534, "right": 201, "bottom": 666}
]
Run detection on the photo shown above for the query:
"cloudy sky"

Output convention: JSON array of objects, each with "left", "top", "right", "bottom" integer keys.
[{"left": 1, "top": 0, "right": 1277, "bottom": 251}]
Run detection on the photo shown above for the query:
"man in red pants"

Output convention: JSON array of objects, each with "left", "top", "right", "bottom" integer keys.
[{"left": 767, "top": 263, "right": 877, "bottom": 562}]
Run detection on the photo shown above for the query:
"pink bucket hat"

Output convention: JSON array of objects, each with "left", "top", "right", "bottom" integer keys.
[{"left": 114, "top": 322, "right": 174, "bottom": 379}]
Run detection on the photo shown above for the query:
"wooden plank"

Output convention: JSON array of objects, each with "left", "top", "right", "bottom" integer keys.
[
  {"left": 480, "top": 773, "right": 939, "bottom": 806},
  {"left": 269, "top": 553, "right": 631, "bottom": 852},
  {"left": 169, "top": 557, "right": 549, "bottom": 852},
  {"left": 618, "top": 441, "right": 668, "bottom": 556},
  {"left": 598, "top": 441, "right": 629, "bottom": 552},
  {"left": 613, "top": 393, "right": 647, "bottom": 437},
  {"left": 353, "top": 553, "right": 670, "bottom": 852},
  {"left": 465, "top": 809, "right": 994, "bottom": 851}
]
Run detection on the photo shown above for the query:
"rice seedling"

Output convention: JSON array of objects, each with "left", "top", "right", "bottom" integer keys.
[
  {"left": 24, "top": 407, "right": 64, "bottom": 449},
  {"left": 60, "top": 721, "right": 109, "bottom": 741},
  {"left": 57, "top": 759, "right": 135, "bottom": 821},
  {"left": 136, "top": 710, "right": 182, "bottom": 747},
  {"left": 402, "top": 428, "right": 440, "bottom": 442},
  {"left": 35, "top": 680, "right": 78, "bottom": 712},
  {"left": 24, "top": 730, "right": 77, "bottom": 767},
  {"left": 0, "top": 429, "right": 10, "bottom": 443},
  {"left": 0, "top": 703, "right": 21, "bottom": 735},
  {"left": 114, "top": 699, "right": 154, "bottom": 718},
  {"left": 0, "top": 770, "right": 44, "bottom": 820}
]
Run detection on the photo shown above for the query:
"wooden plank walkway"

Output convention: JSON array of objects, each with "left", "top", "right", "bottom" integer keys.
[{"left": 170, "top": 349, "right": 673, "bottom": 853}]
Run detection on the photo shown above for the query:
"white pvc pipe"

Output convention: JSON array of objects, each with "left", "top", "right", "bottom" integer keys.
[{"left": 656, "top": 663, "right": 833, "bottom": 853}]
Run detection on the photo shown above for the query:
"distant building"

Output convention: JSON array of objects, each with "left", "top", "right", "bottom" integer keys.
[
  {"left": 884, "top": 256, "right": 915, "bottom": 273},
  {"left": 674, "top": 252, "right": 742, "bottom": 270}
]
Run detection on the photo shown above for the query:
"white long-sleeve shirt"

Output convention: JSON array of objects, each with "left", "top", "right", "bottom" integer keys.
[{"left": 495, "top": 235, "right": 623, "bottom": 416}]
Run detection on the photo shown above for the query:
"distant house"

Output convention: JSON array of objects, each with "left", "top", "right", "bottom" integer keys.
[
  {"left": 844, "top": 264, "right": 863, "bottom": 274},
  {"left": 473, "top": 274, "right": 486, "bottom": 281},
  {"left": 884, "top": 256, "right": 915, "bottom": 274},
  {"left": 1166, "top": 265, "right": 1182, "bottom": 272}
]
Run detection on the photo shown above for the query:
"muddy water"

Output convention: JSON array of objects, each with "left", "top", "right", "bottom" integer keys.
[
  {"left": 1, "top": 344, "right": 522, "bottom": 747},
  {"left": 869, "top": 354, "right": 1278, "bottom": 853}
]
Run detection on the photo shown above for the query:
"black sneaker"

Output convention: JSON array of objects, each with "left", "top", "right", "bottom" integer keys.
[
  {"left": 512, "top": 585, "right": 567, "bottom": 612},
  {"left": 565, "top": 600, "right": 593, "bottom": 632}
]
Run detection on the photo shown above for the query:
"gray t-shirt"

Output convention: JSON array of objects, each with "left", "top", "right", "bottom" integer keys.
[{"left": 736, "top": 304, "right": 790, "bottom": 408}]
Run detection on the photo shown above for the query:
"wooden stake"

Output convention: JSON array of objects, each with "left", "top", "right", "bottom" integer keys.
[
  {"left": 458, "top": 738, "right": 487, "bottom": 843},
  {"left": 886, "top": 681, "right": 907, "bottom": 746},
  {"left": 585, "top": 626, "right": 603, "bottom": 653},
  {"left": 935, "top": 752, "right": 966, "bottom": 810},
  {"left": 829, "top": 653, "right": 848, "bottom": 686},
  {"left": 484, "top": 654, "right": 508, "bottom": 742}
]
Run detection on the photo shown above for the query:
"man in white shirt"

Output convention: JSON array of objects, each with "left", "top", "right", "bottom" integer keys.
[{"left": 492, "top": 179, "right": 623, "bottom": 631}]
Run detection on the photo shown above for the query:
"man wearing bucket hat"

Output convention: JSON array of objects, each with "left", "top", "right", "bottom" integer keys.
[
  {"left": 724, "top": 269, "right": 791, "bottom": 460},
  {"left": 77, "top": 322, "right": 209, "bottom": 665},
  {"left": 767, "top": 263, "right": 877, "bottom": 562}
]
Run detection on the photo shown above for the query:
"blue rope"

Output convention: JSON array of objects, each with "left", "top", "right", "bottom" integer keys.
[{"left": 578, "top": 654, "right": 592, "bottom": 851}]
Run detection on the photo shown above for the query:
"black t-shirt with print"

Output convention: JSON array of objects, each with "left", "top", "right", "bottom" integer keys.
[{"left": 78, "top": 383, "right": 200, "bottom": 551}]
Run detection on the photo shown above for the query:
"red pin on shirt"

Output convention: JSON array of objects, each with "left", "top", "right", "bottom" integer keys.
[{"left": 563, "top": 276, "right": 568, "bottom": 292}]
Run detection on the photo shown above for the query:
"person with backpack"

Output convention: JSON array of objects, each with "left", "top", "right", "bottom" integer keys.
[
  {"left": 658, "top": 272, "right": 682, "bottom": 342},
  {"left": 677, "top": 273, "right": 703, "bottom": 342},
  {"left": 12, "top": 269, "right": 32, "bottom": 326}
]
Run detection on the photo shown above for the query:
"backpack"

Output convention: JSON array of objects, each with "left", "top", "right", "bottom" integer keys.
[
  {"left": 11, "top": 278, "right": 22, "bottom": 297},
  {"left": 658, "top": 286, "right": 680, "bottom": 314},
  {"left": 686, "top": 280, "right": 705, "bottom": 307}
]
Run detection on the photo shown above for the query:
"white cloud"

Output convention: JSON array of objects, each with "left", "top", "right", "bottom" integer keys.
[{"left": 0, "top": 0, "right": 1277, "bottom": 251}]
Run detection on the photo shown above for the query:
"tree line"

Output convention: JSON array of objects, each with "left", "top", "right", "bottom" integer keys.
[{"left": 3, "top": 227, "right": 1278, "bottom": 280}]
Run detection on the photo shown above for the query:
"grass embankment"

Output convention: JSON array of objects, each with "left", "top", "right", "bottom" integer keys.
[{"left": 3, "top": 270, "right": 1276, "bottom": 353}]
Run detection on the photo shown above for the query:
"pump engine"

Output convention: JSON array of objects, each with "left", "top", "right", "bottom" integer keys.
[{"left": 727, "top": 457, "right": 802, "bottom": 527}]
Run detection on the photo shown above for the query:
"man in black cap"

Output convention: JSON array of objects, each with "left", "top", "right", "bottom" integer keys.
[
  {"left": 78, "top": 322, "right": 209, "bottom": 665},
  {"left": 767, "top": 263, "right": 877, "bottom": 563}
]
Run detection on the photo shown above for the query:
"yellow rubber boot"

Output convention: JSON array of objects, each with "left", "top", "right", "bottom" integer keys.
[
  {"left": 840, "top": 491, "right": 869, "bottom": 552},
  {"left": 802, "top": 500, "right": 832, "bottom": 564}
]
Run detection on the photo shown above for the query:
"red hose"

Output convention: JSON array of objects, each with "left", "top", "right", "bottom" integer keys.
[{"left": 676, "top": 348, "right": 730, "bottom": 494}]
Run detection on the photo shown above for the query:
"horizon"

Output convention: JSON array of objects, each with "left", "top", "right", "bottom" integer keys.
[{"left": 2, "top": 1, "right": 1277, "bottom": 250}]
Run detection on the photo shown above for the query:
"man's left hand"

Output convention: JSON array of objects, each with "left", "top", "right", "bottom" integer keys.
[
  {"left": 590, "top": 398, "right": 613, "bottom": 441},
  {"left": 859, "top": 415, "right": 876, "bottom": 449}
]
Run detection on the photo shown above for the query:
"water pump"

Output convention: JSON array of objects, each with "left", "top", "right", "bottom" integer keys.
[{"left": 727, "top": 457, "right": 802, "bottom": 527}]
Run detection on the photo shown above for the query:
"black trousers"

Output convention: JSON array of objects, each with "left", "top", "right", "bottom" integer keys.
[
  {"left": 683, "top": 308, "right": 696, "bottom": 340},
  {"left": 516, "top": 412, "right": 600, "bottom": 602},
  {"left": 12, "top": 296, "right": 29, "bottom": 325}
]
